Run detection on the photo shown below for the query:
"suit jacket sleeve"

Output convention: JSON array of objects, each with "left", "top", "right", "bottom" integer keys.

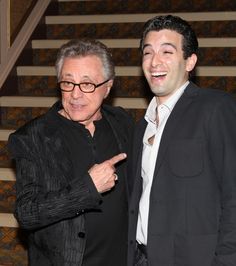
[
  {"left": 8, "top": 126, "right": 102, "bottom": 230},
  {"left": 209, "top": 94, "right": 236, "bottom": 265}
]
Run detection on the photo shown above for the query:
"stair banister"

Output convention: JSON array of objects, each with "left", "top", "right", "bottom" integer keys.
[{"left": 0, "top": 0, "right": 51, "bottom": 90}]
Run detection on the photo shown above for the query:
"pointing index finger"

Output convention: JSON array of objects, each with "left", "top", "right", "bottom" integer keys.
[{"left": 108, "top": 153, "right": 127, "bottom": 166}]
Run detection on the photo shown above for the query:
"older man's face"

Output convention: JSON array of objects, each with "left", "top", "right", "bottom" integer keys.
[{"left": 60, "top": 55, "right": 112, "bottom": 127}]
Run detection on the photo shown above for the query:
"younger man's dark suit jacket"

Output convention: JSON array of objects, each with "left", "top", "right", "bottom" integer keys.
[{"left": 128, "top": 82, "right": 236, "bottom": 266}]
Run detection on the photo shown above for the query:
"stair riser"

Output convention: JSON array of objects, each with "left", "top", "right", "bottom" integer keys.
[
  {"left": 0, "top": 227, "right": 27, "bottom": 266},
  {"left": 0, "top": 141, "right": 10, "bottom": 165},
  {"left": 32, "top": 47, "right": 236, "bottom": 67},
  {"left": 0, "top": 139, "right": 13, "bottom": 167},
  {"left": 46, "top": 21, "right": 236, "bottom": 39},
  {"left": 57, "top": 0, "right": 236, "bottom": 15},
  {"left": 0, "top": 181, "right": 15, "bottom": 213},
  {"left": 0, "top": 107, "right": 146, "bottom": 129},
  {"left": 18, "top": 76, "right": 61, "bottom": 96},
  {"left": 17, "top": 76, "right": 236, "bottom": 96},
  {"left": 18, "top": 76, "right": 150, "bottom": 97},
  {"left": 1, "top": 107, "right": 49, "bottom": 129}
]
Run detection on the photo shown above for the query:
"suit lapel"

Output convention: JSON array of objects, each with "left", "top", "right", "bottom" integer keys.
[
  {"left": 135, "top": 120, "right": 147, "bottom": 176},
  {"left": 132, "top": 119, "right": 147, "bottom": 200},
  {"left": 153, "top": 83, "right": 199, "bottom": 178}
]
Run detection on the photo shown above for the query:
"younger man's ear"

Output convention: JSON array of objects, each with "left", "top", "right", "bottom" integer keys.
[{"left": 186, "top": 53, "right": 197, "bottom": 72}]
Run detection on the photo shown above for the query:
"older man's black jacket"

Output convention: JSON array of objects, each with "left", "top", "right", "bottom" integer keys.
[{"left": 8, "top": 101, "right": 134, "bottom": 266}]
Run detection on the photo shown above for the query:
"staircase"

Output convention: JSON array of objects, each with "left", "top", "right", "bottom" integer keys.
[{"left": 0, "top": 0, "right": 236, "bottom": 264}]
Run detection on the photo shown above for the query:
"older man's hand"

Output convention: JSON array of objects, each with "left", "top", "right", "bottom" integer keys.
[{"left": 88, "top": 153, "right": 127, "bottom": 193}]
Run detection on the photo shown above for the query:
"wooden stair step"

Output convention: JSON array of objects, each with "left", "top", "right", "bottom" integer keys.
[
  {"left": 0, "top": 167, "right": 15, "bottom": 181},
  {"left": 31, "top": 38, "right": 236, "bottom": 49},
  {"left": 46, "top": 12, "right": 236, "bottom": 24},
  {"left": 15, "top": 65, "right": 236, "bottom": 77},
  {"left": 0, "top": 215, "right": 18, "bottom": 227},
  {"left": 0, "top": 129, "right": 15, "bottom": 140}
]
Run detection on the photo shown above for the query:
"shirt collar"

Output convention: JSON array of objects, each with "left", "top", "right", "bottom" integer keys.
[{"left": 145, "top": 81, "right": 189, "bottom": 124}]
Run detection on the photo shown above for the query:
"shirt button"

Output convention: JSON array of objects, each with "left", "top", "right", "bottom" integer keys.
[
  {"left": 76, "top": 209, "right": 85, "bottom": 215},
  {"left": 78, "top": 232, "right": 85, "bottom": 238}
]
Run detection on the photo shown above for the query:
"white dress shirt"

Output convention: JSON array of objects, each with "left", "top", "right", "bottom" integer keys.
[{"left": 136, "top": 81, "right": 189, "bottom": 245}]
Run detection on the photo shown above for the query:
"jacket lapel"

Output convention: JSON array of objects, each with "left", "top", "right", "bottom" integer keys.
[
  {"left": 131, "top": 119, "right": 147, "bottom": 200},
  {"left": 152, "top": 83, "right": 199, "bottom": 178}
]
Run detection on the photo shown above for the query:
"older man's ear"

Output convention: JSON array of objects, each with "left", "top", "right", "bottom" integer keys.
[{"left": 104, "top": 80, "right": 113, "bottom": 98}]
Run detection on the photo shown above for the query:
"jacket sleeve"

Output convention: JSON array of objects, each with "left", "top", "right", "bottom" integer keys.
[
  {"left": 8, "top": 130, "right": 102, "bottom": 231},
  {"left": 209, "top": 94, "right": 236, "bottom": 265}
]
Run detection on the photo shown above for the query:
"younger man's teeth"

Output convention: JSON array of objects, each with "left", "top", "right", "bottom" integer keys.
[{"left": 152, "top": 73, "right": 166, "bottom": 77}]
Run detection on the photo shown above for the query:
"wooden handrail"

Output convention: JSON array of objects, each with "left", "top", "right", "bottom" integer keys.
[
  {"left": 0, "top": 0, "right": 51, "bottom": 89},
  {"left": 0, "top": 0, "right": 9, "bottom": 65}
]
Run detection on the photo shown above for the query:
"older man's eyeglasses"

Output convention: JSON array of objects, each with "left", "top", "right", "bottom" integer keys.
[{"left": 58, "top": 79, "right": 110, "bottom": 93}]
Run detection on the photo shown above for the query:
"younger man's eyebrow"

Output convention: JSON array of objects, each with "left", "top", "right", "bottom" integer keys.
[
  {"left": 161, "top": 42, "right": 177, "bottom": 50},
  {"left": 142, "top": 42, "right": 177, "bottom": 51},
  {"left": 142, "top": 43, "right": 152, "bottom": 51}
]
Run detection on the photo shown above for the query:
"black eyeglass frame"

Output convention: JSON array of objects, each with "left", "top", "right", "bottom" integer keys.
[{"left": 58, "top": 79, "right": 110, "bottom": 93}]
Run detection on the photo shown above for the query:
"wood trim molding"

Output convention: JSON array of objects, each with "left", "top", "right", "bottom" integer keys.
[{"left": 0, "top": 0, "right": 9, "bottom": 63}]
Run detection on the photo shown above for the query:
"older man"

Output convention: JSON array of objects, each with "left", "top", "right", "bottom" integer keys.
[{"left": 8, "top": 39, "right": 133, "bottom": 266}]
